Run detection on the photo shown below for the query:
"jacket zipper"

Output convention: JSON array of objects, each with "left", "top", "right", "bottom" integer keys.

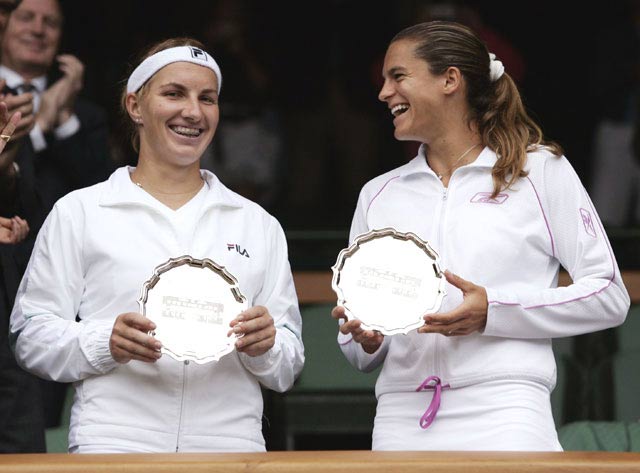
[
  {"left": 433, "top": 186, "right": 449, "bottom": 377},
  {"left": 438, "top": 187, "right": 448, "bottom": 255},
  {"left": 175, "top": 360, "right": 189, "bottom": 452}
]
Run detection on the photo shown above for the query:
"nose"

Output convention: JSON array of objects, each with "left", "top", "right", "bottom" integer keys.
[
  {"left": 182, "top": 95, "right": 203, "bottom": 121},
  {"left": 378, "top": 79, "right": 393, "bottom": 103},
  {"left": 30, "top": 16, "right": 46, "bottom": 35}
]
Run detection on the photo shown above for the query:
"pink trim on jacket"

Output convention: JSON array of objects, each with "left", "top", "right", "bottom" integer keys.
[
  {"left": 489, "top": 182, "right": 618, "bottom": 310},
  {"left": 366, "top": 176, "right": 401, "bottom": 218},
  {"left": 525, "top": 176, "right": 555, "bottom": 258}
]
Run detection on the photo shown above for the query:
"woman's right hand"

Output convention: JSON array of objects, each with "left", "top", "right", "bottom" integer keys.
[
  {"left": 109, "top": 312, "right": 162, "bottom": 364},
  {"left": 0, "top": 101, "right": 21, "bottom": 154},
  {"left": 331, "top": 306, "right": 384, "bottom": 354}
]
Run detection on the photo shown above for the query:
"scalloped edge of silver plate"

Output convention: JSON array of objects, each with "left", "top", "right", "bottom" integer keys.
[
  {"left": 138, "top": 255, "right": 247, "bottom": 363},
  {"left": 331, "top": 228, "right": 446, "bottom": 335}
]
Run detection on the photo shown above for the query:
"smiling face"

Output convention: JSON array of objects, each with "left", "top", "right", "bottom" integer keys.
[
  {"left": 378, "top": 39, "right": 448, "bottom": 143},
  {"left": 128, "top": 61, "right": 220, "bottom": 170},
  {"left": 1, "top": 0, "right": 62, "bottom": 77}
]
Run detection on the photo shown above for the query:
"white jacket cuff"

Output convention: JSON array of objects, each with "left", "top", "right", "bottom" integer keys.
[
  {"left": 338, "top": 330, "right": 388, "bottom": 372},
  {"left": 54, "top": 113, "right": 80, "bottom": 140},
  {"left": 29, "top": 123, "right": 47, "bottom": 152},
  {"left": 79, "top": 321, "right": 119, "bottom": 374},
  {"left": 484, "top": 286, "right": 508, "bottom": 337},
  {"left": 238, "top": 338, "right": 282, "bottom": 373}
]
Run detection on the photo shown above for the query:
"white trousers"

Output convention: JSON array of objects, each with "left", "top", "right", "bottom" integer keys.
[{"left": 372, "top": 379, "right": 563, "bottom": 451}]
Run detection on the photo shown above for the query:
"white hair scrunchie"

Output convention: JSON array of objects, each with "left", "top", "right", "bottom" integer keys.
[
  {"left": 127, "top": 45, "right": 222, "bottom": 94},
  {"left": 489, "top": 53, "right": 504, "bottom": 82}
]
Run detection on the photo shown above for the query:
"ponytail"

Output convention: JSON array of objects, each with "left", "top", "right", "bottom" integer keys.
[{"left": 480, "top": 74, "right": 563, "bottom": 197}]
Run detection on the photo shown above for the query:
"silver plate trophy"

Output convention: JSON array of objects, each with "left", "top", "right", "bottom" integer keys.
[
  {"left": 139, "top": 256, "right": 248, "bottom": 364},
  {"left": 332, "top": 228, "right": 446, "bottom": 335}
]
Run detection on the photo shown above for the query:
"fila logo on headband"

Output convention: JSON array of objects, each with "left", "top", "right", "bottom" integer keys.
[{"left": 190, "top": 47, "right": 208, "bottom": 61}]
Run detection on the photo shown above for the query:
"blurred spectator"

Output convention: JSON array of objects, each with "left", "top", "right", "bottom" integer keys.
[
  {"left": 589, "top": 1, "right": 640, "bottom": 226},
  {"left": 0, "top": 0, "right": 112, "bottom": 447},
  {"left": 0, "top": 0, "right": 44, "bottom": 454},
  {"left": 0, "top": 73, "right": 32, "bottom": 242},
  {"left": 0, "top": 0, "right": 112, "bottom": 217},
  {"left": 199, "top": 0, "right": 283, "bottom": 208},
  {"left": 272, "top": 0, "right": 394, "bottom": 226}
]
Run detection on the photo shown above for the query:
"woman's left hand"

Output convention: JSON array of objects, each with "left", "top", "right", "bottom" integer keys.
[
  {"left": 418, "top": 270, "right": 488, "bottom": 337},
  {"left": 0, "top": 216, "right": 29, "bottom": 244},
  {"left": 229, "top": 305, "right": 276, "bottom": 357}
]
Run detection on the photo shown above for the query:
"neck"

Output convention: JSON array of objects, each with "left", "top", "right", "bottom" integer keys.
[
  {"left": 424, "top": 132, "right": 483, "bottom": 182},
  {"left": 426, "top": 128, "right": 481, "bottom": 163},
  {"left": 131, "top": 160, "right": 204, "bottom": 210}
]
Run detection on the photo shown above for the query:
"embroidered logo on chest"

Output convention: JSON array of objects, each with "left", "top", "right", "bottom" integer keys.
[
  {"left": 470, "top": 192, "right": 509, "bottom": 204},
  {"left": 580, "top": 208, "right": 597, "bottom": 238},
  {"left": 227, "top": 243, "right": 250, "bottom": 258}
]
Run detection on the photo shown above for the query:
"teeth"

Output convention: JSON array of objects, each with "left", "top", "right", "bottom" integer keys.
[
  {"left": 171, "top": 125, "right": 201, "bottom": 137},
  {"left": 391, "top": 104, "right": 409, "bottom": 116}
]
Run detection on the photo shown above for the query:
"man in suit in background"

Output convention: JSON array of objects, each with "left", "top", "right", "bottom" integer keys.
[
  {"left": 0, "top": 0, "right": 112, "bottom": 452},
  {"left": 0, "top": 0, "right": 111, "bottom": 215}
]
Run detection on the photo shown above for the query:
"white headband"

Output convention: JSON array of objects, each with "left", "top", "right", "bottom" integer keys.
[
  {"left": 489, "top": 53, "right": 504, "bottom": 82},
  {"left": 126, "top": 46, "right": 222, "bottom": 94}
]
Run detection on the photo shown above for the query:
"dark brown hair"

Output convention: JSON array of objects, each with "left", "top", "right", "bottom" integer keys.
[
  {"left": 393, "top": 21, "right": 563, "bottom": 196},
  {"left": 121, "top": 37, "right": 207, "bottom": 153}
]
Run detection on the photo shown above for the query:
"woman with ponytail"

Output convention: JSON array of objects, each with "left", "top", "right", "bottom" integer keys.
[{"left": 332, "top": 21, "right": 629, "bottom": 451}]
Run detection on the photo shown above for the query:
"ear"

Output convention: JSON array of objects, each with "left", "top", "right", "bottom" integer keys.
[
  {"left": 125, "top": 92, "right": 143, "bottom": 124},
  {"left": 443, "top": 66, "right": 462, "bottom": 95}
]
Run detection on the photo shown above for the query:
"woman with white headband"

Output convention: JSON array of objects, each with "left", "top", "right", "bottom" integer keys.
[
  {"left": 9, "top": 38, "right": 304, "bottom": 453},
  {"left": 332, "top": 21, "right": 629, "bottom": 451}
]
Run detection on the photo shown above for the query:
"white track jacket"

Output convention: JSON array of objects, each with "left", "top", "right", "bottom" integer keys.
[
  {"left": 10, "top": 167, "right": 304, "bottom": 452},
  {"left": 339, "top": 146, "right": 629, "bottom": 397}
]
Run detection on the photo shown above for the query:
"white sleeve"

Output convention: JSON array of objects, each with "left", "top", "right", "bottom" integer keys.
[
  {"left": 484, "top": 156, "right": 630, "bottom": 338},
  {"left": 29, "top": 123, "right": 47, "bottom": 152},
  {"left": 337, "top": 189, "right": 390, "bottom": 372},
  {"left": 9, "top": 203, "right": 118, "bottom": 382},
  {"left": 53, "top": 113, "right": 81, "bottom": 140},
  {"left": 237, "top": 216, "right": 304, "bottom": 392}
]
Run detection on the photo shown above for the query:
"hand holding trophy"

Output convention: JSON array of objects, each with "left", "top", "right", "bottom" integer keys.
[
  {"left": 332, "top": 228, "right": 446, "bottom": 336},
  {"left": 139, "top": 256, "right": 247, "bottom": 364}
]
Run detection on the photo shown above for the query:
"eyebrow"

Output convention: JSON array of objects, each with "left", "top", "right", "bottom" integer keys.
[
  {"left": 384, "top": 66, "right": 407, "bottom": 78},
  {"left": 158, "top": 82, "right": 217, "bottom": 94}
]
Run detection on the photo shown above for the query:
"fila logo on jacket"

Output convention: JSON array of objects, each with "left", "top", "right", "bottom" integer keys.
[{"left": 227, "top": 243, "right": 250, "bottom": 258}]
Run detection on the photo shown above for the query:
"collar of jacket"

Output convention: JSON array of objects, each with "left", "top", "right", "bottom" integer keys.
[
  {"left": 98, "top": 166, "right": 245, "bottom": 210},
  {"left": 399, "top": 144, "right": 498, "bottom": 180}
]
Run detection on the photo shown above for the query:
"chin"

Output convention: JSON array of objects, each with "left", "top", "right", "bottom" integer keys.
[
  {"left": 174, "top": 156, "right": 202, "bottom": 167},
  {"left": 393, "top": 130, "right": 415, "bottom": 141},
  {"left": 394, "top": 127, "right": 425, "bottom": 143},
  {"left": 21, "top": 58, "right": 51, "bottom": 72},
  {"left": 167, "top": 150, "right": 200, "bottom": 166},
  {"left": 172, "top": 144, "right": 206, "bottom": 159}
]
